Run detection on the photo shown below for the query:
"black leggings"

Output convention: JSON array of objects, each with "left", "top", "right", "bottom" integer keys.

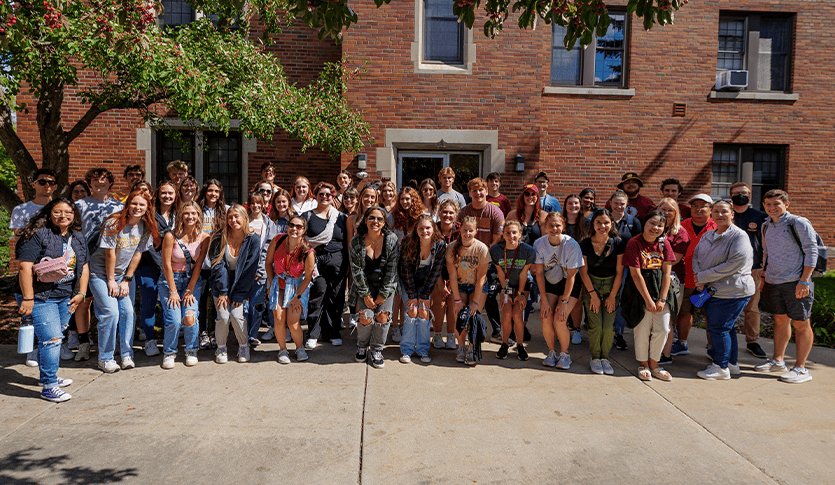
[{"left": 306, "top": 253, "right": 348, "bottom": 342}]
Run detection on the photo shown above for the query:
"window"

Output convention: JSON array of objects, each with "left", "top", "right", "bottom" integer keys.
[
  {"left": 712, "top": 144, "right": 785, "bottom": 210},
  {"left": 551, "top": 12, "right": 627, "bottom": 87},
  {"left": 156, "top": 131, "right": 195, "bottom": 186},
  {"left": 156, "top": 130, "right": 242, "bottom": 202},
  {"left": 717, "top": 14, "right": 792, "bottom": 92},
  {"left": 158, "top": 0, "right": 195, "bottom": 29},
  {"left": 424, "top": 0, "right": 464, "bottom": 64},
  {"left": 398, "top": 152, "right": 481, "bottom": 194}
]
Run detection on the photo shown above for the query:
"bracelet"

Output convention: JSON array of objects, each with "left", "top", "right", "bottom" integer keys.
[
  {"left": 798, "top": 281, "right": 811, "bottom": 286},
  {"left": 22, "top": 298, "right": 34, "bottom": 301},
  {"left": 658, "top": 298, "right": 667, "bottom": 303},
  {"left": 588, "top": 288, "right": 596, "bottom": 294},
  {"left": 560, "top": 299, "right": 569, "bottom": 304},
  {"left": 76, "top": 292, "right": 86, "bottom": 301},
  {"left": 454, "top": 299, "right": 462, "bottom": 303}
]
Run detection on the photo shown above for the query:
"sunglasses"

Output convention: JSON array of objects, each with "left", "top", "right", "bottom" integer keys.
[
  {"left": 36, "top": 179, "right": 58, "bottom": 186},
  {"left": 317, "top": 192, "right": 333, "bottom": 198},
  {"left": 524, "top": 191, "right": 538, "bottom": 197},
  {"left": 257, "top": 189, "right": 272, "bottom": 194},
  {"left": 287, "top": 222, "right": 305, "bottom": 230},
  {"left": 366, "top": 215, "right": 385, "bottom": 222}
]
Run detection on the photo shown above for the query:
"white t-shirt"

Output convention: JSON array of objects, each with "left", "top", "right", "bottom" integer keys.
[
  {"left": 9, "top": 201, "right": 45, "bottom": 229},
  {"left": 292, "top": 198, "right": 317, "bottom": 215},
  {"left": 534, "top": 234, "right": 584, "bottom": 284}
]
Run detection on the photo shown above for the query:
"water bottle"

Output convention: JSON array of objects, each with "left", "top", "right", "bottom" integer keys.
[{"left": 18, "top": 315, "right": 34, "bottom": 354}]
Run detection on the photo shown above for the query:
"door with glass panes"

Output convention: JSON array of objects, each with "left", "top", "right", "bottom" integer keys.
[{"left": 397, "top": 152, "right": 481, "bottom": 196}]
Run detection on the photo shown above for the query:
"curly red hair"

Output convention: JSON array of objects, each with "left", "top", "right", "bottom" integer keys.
[{"left": 392, "top": 187, "right": 425, "bottom": 233}]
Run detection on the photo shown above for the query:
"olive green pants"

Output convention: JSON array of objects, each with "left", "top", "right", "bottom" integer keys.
[{"left": 582, "top": 274, "right": 618, "bottom": 359}]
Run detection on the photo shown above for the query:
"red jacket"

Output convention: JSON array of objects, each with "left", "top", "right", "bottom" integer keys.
[{"left": 681, "top": 217, "right": 718, "bottom": 288}]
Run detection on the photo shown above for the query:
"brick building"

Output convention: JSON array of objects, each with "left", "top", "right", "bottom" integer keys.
[{"left": 13, "top": 0, "right": 835, "bottom": 252}]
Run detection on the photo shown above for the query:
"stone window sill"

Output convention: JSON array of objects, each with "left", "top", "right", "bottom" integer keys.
[
  {"left": 543, "top": 86, "right": 635, "bottom": 97},
  {"left": 709, "top": 91, "right": 799, "bottom": 101}
]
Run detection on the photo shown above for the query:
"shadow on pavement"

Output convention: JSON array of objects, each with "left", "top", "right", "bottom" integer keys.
[{"left": 0, "top": 447, "right": 138, "bottom": 484}]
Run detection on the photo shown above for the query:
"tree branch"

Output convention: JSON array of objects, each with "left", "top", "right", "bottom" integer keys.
[
  {"left": 66, "top": 103, "right": 103, "bottom": 142},
  {"left": 0, "top": 99, "right": 36, "bottom": 210}
]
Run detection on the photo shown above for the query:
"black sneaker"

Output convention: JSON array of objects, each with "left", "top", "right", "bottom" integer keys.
[
  {"left": 614, "top": 334, "right": 628, "bottom": 351},
  {"left": 249, "top": 338, "right": 261, "bottom": 348},
  {"left": 496, "top": 343, "right": 509, "bottom": 360},
  {"left": 355, "top": 347, "right": 367, "bottom": 362},
  {"left": 658, "top": 354, "right": 673, "bottom": 365},
  {"left": 523, "top": 326, "right": 532, "bottom": 342},
  {"left": 747, "top": 342, "right": 767, "bottom": 359},
  {"left": 517, "top": 344, "right": 529, "bottom": 361}
]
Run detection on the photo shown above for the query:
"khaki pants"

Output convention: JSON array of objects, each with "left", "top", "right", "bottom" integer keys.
[
  {"left": 743, "top": 269, "right": 762, "bottom": 344},
  {"left": 634, "top": 306, "right": 671, "bottom": 363}
]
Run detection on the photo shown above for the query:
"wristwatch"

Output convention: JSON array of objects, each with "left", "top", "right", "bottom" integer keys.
[
  {"left": 123, "top": 275, "right": 133, "bottom": 282},
  {"left": 560, "top": 299, "right": 569, "bottom": 304}
]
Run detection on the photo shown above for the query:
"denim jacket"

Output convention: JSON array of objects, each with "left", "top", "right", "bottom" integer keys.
[{"left": 209, "top": 232, "right": 261, "bottom": 303}]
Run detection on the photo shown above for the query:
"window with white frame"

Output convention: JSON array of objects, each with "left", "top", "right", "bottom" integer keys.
[
  {"left": 551, "top": 11, "right": 628, "bottom": 87},
  {"left": 712, "top": 144, "right": 785, "bottom": 210},
  {"left": 424, "top": 0, "right": 464, "bottom": 64},
  {"left": 717, "top": 13, "right": 793, "bottom": 92}
]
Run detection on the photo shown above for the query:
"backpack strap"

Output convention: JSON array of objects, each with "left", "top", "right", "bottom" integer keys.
[{"left": 175, "top": 236, "right": 196, "bottom": 271}]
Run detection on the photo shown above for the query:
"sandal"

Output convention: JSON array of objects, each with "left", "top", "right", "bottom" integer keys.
[
  {"left": 651, "top": 367, "right": 673, "bottom": 382},
  {"left": 638, "top": 366, "right": 652, "bottom": 381}
]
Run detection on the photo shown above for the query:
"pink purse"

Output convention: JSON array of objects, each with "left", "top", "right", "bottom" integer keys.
[{"left": 32, "top": 236, "right": 72, "bottom": 283}]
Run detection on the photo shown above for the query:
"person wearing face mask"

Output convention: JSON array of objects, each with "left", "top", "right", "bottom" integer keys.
[{"left": 729, "top": 182, "right": 768, "bottom": 359}]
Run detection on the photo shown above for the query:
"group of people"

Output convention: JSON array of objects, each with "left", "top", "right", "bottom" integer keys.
[{"left": 12, "top": 162, "right": 821, "bottom": 403}]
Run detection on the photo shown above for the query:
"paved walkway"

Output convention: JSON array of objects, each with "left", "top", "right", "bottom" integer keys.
[{"left": 1, "top": 319, "right": 833, "bottom": 484}]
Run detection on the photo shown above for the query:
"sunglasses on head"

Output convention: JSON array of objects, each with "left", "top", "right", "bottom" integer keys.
[{"left": 36, "top": 179, "right": 57, "bottom": 186}]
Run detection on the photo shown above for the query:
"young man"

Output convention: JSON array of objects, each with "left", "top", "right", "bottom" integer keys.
[
  {"left": 605, "top": 172, "right": 655, "bottom": 220},
  {"left": 660, "top": 177, "right": 691, "bottom": 219},
  {"left": 459, "top": 177, "right": 505, "bottom": 341},
  {"left": 166, "top": 160, "right": 189, "bottom": 186},
  {"left": 755, "top": 190, "right": 818, "bottom": 383},
  {"left": 437, "top": 167, "right": 466, "bottom": 209},
  {"left": 670, "top": 194, "right": 717, "bottom": 357},
  {"left": 534, "top": 171, "right": 561, "bottom": 214},
  {"left": 730, "top": 182, "right": 768, "bottom": 358},
  {"left": 10, "top": 168, "right": 58, "bottom": 236},
  {"left": 485, "top": 172, "right": 511, "bottom": 217},
  {"left": 118, "top": 164, "right": 146, "bottom": 202}
]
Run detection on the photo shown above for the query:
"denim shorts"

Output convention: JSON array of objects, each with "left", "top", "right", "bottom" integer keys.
[{"left": 458, "top": 283, "right": 476, "bottom": 296}]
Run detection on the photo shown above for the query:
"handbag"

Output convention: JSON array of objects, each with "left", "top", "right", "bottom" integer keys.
[{"left": 32, "top": 236, "right": 72, "bottom": 283}]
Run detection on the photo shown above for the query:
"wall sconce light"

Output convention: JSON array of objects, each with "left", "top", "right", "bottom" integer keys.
[
  {"left": 357, "top": 153, "right": 368, "bottom": 171},
  {"left": 514, "top": 155, "right": 525, "bottom": 172}
]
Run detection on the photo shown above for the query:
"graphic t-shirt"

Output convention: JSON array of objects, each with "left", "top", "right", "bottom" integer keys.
[
  {"left": 623, "top": 236, "right": 676, "bottom": 270},
  {"left": 487, "top": 194, "right": 512, "bottom": 217},
  {"left": 76, "top": 196, "right": 124, "bottom": 239},
  {"left": 446, "top": 239, "right": 489, "bottom": 285},
  {"left": 459, "top": 203, "right": 504, "bottom": 247},
  {"left": 489, "top": 242, "right": 536, "bottom": 288},
  {"left": 534, "top": 234, "right": 584, "bottom": 284},
  {"left": 89, "top": 221, "right": 153, "bottom": 278},
  {"left": 9, "top": 201, "right": 45, "bottom": 229}
]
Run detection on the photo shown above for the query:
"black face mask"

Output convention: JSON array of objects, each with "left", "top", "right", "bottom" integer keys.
[{"left": 731, "top": 194, "right": 750, "bottom": 206}]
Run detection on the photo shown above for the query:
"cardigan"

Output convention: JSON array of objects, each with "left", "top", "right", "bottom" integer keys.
[{"left": 209, "top": 232, "right": 261, "bottom": 303}]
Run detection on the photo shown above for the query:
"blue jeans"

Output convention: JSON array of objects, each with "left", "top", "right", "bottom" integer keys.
[
  {"left": 137, "top": 264, "right": 160, "bottom": 341},
  {"left": 158, "top": 272, "right": 201, "bottom": 355},
  {"left": 704, "top": 296, "right": 750, "bottom": 368},
  {"left": 31, "top": 298, "right": 72, "bottom": 389},
  {"left": 399, "top": 284, "right": 431, "bottom": 357},
  {"left": 245, "top": 282, "right": 266, "bottom": 341},
  {"left": 90, "top": 276, "right": 135, "bottom": 361}
]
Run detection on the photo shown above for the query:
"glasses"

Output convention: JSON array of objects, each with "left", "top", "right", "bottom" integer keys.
[
  {"left": 257, "top": 189, "right": 272, "bottom": 194},
  {"left": 36, "top": 179, "right": 57, "bottom": 186},
  {"left": 366, "top": 215, "right": 385, "bottom": 222},
  {"left": 317, "top": 192, "right": 333, "bottom": 199},
  {"left": 524, "top": 192, "right": 538, "bottom": 197},
  {"left": 287, "top": 222, "right": 304, "bottom": 230}
]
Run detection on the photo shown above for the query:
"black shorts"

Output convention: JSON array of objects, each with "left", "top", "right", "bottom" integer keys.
[
  {"left": 761, "top": 281, "right": 814, "bottom": 322},
  {"left": 543, "top": 278, "right": 581, "bottom": 299},
  {"left": 679, "top": 287, "right": 695, "bottom": 316}
]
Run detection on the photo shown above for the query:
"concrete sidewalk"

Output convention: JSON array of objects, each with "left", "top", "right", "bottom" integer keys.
[{"left": 1, "top": 321, "right": 833, "bottom": 484}]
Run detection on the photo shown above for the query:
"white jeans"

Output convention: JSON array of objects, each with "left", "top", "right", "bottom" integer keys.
[
  {"left": 214, "top": 297, "right": 248, "bottom": 349},
  {"left": 633, "top": 305, "right": 670, "bottom": 363}
]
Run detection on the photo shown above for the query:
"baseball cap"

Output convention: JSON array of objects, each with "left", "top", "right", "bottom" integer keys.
[{"left": 689, "top": 194, "right": 714, "bottom": 204}]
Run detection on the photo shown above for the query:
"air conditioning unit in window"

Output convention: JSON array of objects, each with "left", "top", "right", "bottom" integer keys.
[{"left": 715, "top": 70, "right": 748, "bottom": 91}]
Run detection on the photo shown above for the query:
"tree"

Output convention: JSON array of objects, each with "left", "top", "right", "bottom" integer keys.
[{"left": 0, "top": 0, "right": 686, "bottom": 210}]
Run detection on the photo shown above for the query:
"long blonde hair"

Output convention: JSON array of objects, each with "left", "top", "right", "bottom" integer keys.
[
  {"left": 173, "top": 201, "right": 205, "bottom": 239},
  {"left": 211, "top": 204, "right": 253, "bottom": 268},
  {"left": 658, "top": 197, "right": 682, "bottom": 236}
]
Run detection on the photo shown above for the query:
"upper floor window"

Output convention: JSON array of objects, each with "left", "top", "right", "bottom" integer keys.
[
  {"left": 717, "top": 13, "right": 792, "bottom": 92},
  {"left": 424, "top": 0, "right": 464, "bottom": 64},
  {"left": 712, "top": 144, "right": 785, "bottom": 209},
  {"left": 551, "top": 12, "right": 627, "bottom": 87},
  {"left": 159, "top": 0, "right": 195, "bottom": 30}
]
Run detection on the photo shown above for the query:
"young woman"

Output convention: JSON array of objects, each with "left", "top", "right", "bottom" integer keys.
[
  {"left": 432, "top": 199, "right": 460, "bottom": 349},
  {"left": 579, "top": 188, "right": 597, "bottom": 219},
  {"left": 335, "top": 169, "right": 353, "bottom": 210},
  {"left": 446, "top": 216, "right": 490, "bottom": 364},
  {"left": 622, "top": 210, "right": 676, "bottom": 382},
  {"left": 88, "top": 191, "right": 160, "bottom": 373},
  {"left": 419, "top": 178, "right": 439, "bottom": 220},
  {"left": 535, "top": 212, "right": 583, "bottom": 370},
  {"left": 68, "top": 181, "right": 90, "bottom": 201},
  {"left": 388, "top": 187, "right": 425, "bottom": 342},
  {"left": 159, "top": 201, "right": 210, "bottom": 369},
  {"left": 348, "top": 207, "right": 400, "bottom": 368},
  {"left": 252, "top": 180, "right": 274, "bottom": 215},
  {"left": 399, "top": 214, "right": 446, "bottom": 363},
  {"left": 490, "top": 220, "right": 535, "bottom": 361},
  {"left": 303, "top": 182, "right": 349, "bottom": 349},
  {"left": 562, "top": 194, "right": 587, "bottom": 346},
  {"left": 17, "top": 198, "right": 89, "bottom": 401},
  {"left": 340, "top": 187, "right": 359, "bottom": 216},
  {"left": 657, "top": 197, "right": 691, "bottom": 364},
  {"left": 195, "top": 179, "right": 228, "bottom": 350},
  {"left": 265, "top": 214, "right": 316, "bottom": 363},
  {"left": 693, "top": 200, "right": 754, "bottom": 380},
  {"left": 347, "top": 185, "right": 378, "bottom": 247},
  {"left": 136, "top": 181, "right": 179, "bottom": 357},
  {"left": 178, "top": 176, "right": 199, "bottom": 205},
  {"left": 508, "top": 184, "right": 548, "bottom": 327},
  {"left": 245, "top": 192, "right": 278, "bottom": 347},
  {"left": 579, "top": 209, "right": 626, "bottom": 375},
  {"left": 291, "top": 176, "right": 317, "bottom": 215},
  {"left": 379, "top": 180, "right": 397, "bottom": 213},
  {"left": 269, "top": 188, "right": 293, "bottom": 235},
  {"left": 208, "top": 204, "right": 261, "bottom": 364},
  {"left": 609, "top": 189, "right": 642, "bottom": 351}
]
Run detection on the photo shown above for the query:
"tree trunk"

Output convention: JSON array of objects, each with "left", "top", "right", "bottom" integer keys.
[
  {"left": 38, "top": 82, "right": 72, "bottom": 198},
  {"left": 0, "top": 101, "right": 36, "bottom": 211}
]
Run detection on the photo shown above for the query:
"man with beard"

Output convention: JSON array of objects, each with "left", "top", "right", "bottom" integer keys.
[{"left": 606, "top": 172, "right": 656, "bottom": 220}]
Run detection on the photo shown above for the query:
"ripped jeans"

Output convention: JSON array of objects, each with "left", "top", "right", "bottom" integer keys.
[
  {"left": 158, "top": 272, "right": 201, "bottom": 355},
  {"left": 355, "top": 293, "right": 393, "bottom": 352},
  {"left": 31, "top": 298, "right": 72, "bottom": 389}
]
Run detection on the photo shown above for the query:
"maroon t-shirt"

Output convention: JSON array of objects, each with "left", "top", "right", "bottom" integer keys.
[
  {"left": 624, "top": 236, "right": 676, "bottom": 270},
  {"left": 459, "top": 203, "right": 504, "bottom": 247},
  {"left": 605, "top": 194, "right": 656, "bottom": 221},
  {"left": 666, "top": 228, "right": 691, "bottom": 277},
  {"left": 487, "top": 194, "right": 512, "bottom": 217}
]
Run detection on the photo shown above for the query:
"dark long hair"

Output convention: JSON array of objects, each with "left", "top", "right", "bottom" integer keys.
[
  {"left": 269, "top": 189, "right": 294, "bottom": 223},
  {"left": 197, "top": 179, "right": 227, "bottom": 232},
  {"left": 586, "top": 208, "right": 620, "bottom": 240},
  {"left": 401, "top": 214, "right": 442, "bottom": 263},
  {"left": 19, "top": 198, "right": 83, "bottom": 242},
  {"left": 356, "top": 206, "right": 390, "bottom": 238}
]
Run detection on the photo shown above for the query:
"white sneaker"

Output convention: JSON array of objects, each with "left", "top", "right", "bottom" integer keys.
[
  {"left": 295, "top": 348, "right": 309, "bottom": 361},
  {"left": 456, "top": 347, "right": 465, "bottom": 363},
  {"left": 74, "top": 342, "right": 90, "bottom": 361},
  {"left": 400, "top": 354, "right": 412, "bottom": 363},
  {"left": 60, "top": 342, "right": 74, "bottom": 361},
  {"left": 145, "top": 339, "right": 160, "bottom": 357},
  {"left": 601, "top": 359, "right": 615, "bottom": 375},
  {"left": 556, "top": 352, "right": 572, "bottom": 370},
  {"left": 542, "top": 350, "right": 557, "bottom": 367},
  {"left": 67, "top": 331, "right": 80, "bottom": 349},
  {"left": 277, "top": 349, "right": 291, "bottom": 364},
  {"left": 331, "top": 338, "right": 343, "bottom": 346},
  {"left": 391, "top": 327, "right": 402, "bottom": 343},
  {"left": 162, "top": 354, "right": 176, "bottom": 370},
  {"left": 25, "top": 348, "right": 39, "bottom": 367},
  {"left": 432, "top": 333, "right": 445, "bottom": 349},
  {"left": 348, "top": 314, "right": 358, "bottom": 329},
  {"left": 754, "top": 359, "right": 787, "bottom": 373},
  {"left": 238, "top": 346, "right": 250, "bottom": 363},
  {"left": 305, "top": 339, "right": 318, "bottom": 350},
  {"left": 120, "top": 356, "right": 135, "bottom": 370},
  {"left": 780, "top": 366, "right": 812, "bottom": 384},
  {"left": 215, "top": 347, "right": 228, "bottom": 364},
  {"left": 698, "top": 363, "right": 730, "bottom": 380},
  {"left": 56, "top": 376, "right": 73, "bottom": 387},
  {"left": 590, "top": 358, "right": 604, "bottom": 375},
  {"left": 262, "top": 327, "right": 275, "bottom": 341},
  {"left": 97, "top": 359, "right": 119, "bottom": 373},
  {"left": 185, "top": 351, "right": 198, "bottom": 367},
  {"left": 728, "top": 362, "right": 741, "bottom": 376},
  {"left": 446, "top": 333, "right": 457, "bottom": 350}
]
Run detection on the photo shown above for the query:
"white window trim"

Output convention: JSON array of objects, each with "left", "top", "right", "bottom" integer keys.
[{"left": 411, "top": 0, "right": 476, "bottom": 74}]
